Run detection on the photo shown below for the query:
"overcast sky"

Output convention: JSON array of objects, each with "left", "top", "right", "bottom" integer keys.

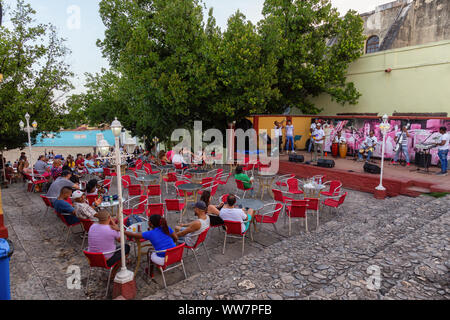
[{"left": 2, "top": 0, "right": 390, "bottom": 96}]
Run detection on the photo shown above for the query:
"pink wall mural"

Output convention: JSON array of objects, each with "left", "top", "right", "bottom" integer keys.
[{"left": 321, "top": 118, "right": 450, "bottom": 165}]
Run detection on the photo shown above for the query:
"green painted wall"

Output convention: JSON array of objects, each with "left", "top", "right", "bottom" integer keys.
[{"left": 306, "top": 40, "right": 450, "bottom": 116}]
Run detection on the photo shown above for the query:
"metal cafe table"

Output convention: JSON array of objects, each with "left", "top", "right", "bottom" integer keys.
[
  {"left": 135, "top": 174, "right": 160, "bottom": 187},
  {"left": 126, "top": 220, "right": 152, "bottom": 277},
  {"left": 187, "top": 168, "right": 210, "bottom": 183},
  {"left": 255, "top": 171, "right": 277, "bottom": 200},
  {"left": 236, "top": 198, "right": 265, "bottom": 234},
  {"left": 177, "top": 183, "right": 202, "bottom": 220}
]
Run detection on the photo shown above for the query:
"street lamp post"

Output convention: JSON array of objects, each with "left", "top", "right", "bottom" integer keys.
[
  {"left": 375, "top": 114, "right": 390, "bottom": 198},
  {"left": 97, "top": 117, "right": 136, "bottom": 299},
  {"left": 19, "top": 113, "right": 37, "bottom": 181}
]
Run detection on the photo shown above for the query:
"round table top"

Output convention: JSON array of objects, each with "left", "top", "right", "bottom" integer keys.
[
  {"left": 236, "top": 199, "right": 265, "bottom": 211},
  {"left": 99, "top": 198, "right": 124, "bottom": 208},
  {"left": 188, "top": 169, "right": 209, "bottom": 174},
  {"left": 127, "top": 221, "right": 150, "bottom": 233},
  {"left": 159, "top": 164, "right": 175, "bottom": 169},
  {"left": 256, "top": 172, "right": 277, "bottom": 178},
  {"left": 178, "top": 183, "right": 202, "bottom": 191},
  {"left": 135, "top": 174, "right": 160, "bottom": 182}
]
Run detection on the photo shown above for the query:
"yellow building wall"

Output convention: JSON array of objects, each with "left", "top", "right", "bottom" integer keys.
[
  {"left": 247, "top": 116, "right": 312, "bottom": 149},
  {"left": 307, "top": 40, "right": 450, "bottom": 116}
]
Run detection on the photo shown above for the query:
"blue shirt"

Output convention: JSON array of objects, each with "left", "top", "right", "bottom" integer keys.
[
  {"left": 53, "top": 199, "right": 74, "bottom": 214},
  {"left": 142, "top": 227, "right": 175, "bottom": 258}
]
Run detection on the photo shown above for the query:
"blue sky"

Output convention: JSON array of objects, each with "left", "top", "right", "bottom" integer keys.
[{"left": 2, "top": 0, "right": 389, "bottom": 97}]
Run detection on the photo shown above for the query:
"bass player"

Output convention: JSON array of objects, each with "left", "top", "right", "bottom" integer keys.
[{"left": 392, "top": 125, "right": 411, "bottom": 166}]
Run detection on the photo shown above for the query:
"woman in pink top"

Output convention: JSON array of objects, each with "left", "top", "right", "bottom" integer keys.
[{"left": 166, "top": 150, "right": 174, "bottom": 163}]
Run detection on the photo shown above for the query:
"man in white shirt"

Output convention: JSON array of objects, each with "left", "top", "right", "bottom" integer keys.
[
  {"left": 358, "top": 130, "right": 378, "bottom": 162},
  {"left": 273, "top": 120, "right": 285, "bottom": 155},
  {"left": 312, "top": 123, "right": 325, "bottom": 162},
  {"left": 435, "top": 127, "right": 449, "bottom": 176},
  {"left": 284, "top": 120, "right": 295, "bottom": 154},
  {"left": 333, "top": 131, "right": 346, "bottom": 144},
  {"left": 219, "top": 194, "right": 255, "bottom": 233},
  {"left": 172, "top": 150, "right": 189, "bottom": 169}
]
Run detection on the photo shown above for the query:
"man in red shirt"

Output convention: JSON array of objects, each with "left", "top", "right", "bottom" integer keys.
[{"left": 75, "top": 154, "right": 85, "bottom": 171}]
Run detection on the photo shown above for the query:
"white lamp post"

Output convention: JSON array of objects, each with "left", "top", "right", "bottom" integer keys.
[
  {"left": 19, "top": 113, "right": 37, "bottom": 181},
  {"left": 376, "top": 114, "right": 390, "bottom": 192},
  {"left": 97, "top": 118, "right": 135, "bottom": 296}
]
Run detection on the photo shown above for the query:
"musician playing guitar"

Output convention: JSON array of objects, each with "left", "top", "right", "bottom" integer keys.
[
  {"left": 357, "top": 130, "right": 378, "bottom": 162},
  {"left": 392, "top": 125, "right": 411, "bottom": 166}
]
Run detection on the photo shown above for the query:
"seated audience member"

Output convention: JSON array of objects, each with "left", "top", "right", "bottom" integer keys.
[
  {"left": 86, "top": 179, "right": 99, "bottom": 196},
  {"left": 124, "top": 215, "right": 177, "bottom": 277},
  {"left": 75, "top": 154, "right": 85, "bottom": 172},
  {"left": 84, "top": 153, "right": 104, "bottom": 175},
  {"left": 171, "top": 149, "right": 189, "bottom": 169},
  {"left": 219, "top": 194, "right": 255, "bottom": 233},
  {"left": 88, "top": 210, "right": 130, "bottom": 273},
  {"left": 46, "top": 170, "right": 79, "bottom": 204},
  {"left": 5, "top": 164, "right": 16, "bottom": 183},
  {"left": 200, "top": 190, "right": 224, "bottom": 227},
  {"left": 157, "top": 150, "right": 169, "bottom": 165},
  {"left": 175, "top": 201, "right": 210, "bottom": 246},
  {"left": 72, "top": 190, "right": 101, "bottom": 220},
  {"left": 35, "top": 155, "right": 51, "bottom": 177},
  {"left": 53, "top": 187, "right": 80, "bottom": 225},
  {"left": 18, "top": 156, "right": 31, "bottom": 175},
  {"left": 65, "top": 155, "right": 76, "bottom": 169},
  {"left": 51, "top": 159, "right": 63, "bottom": 180},
  {"left": 234, "top": 165, "right": 254, "bottom": 196}
]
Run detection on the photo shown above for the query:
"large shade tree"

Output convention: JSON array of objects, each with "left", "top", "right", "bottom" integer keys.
[{"left": 0, "top": 0, "right": 73, "bottom": 150}]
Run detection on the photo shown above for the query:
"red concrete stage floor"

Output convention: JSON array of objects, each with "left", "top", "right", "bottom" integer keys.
[{"left": 278, "top": 151, "right": 450, "bottom": 198}]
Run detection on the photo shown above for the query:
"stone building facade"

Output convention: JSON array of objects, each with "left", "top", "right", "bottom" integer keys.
[{"left": 361, "top": 0, "right": 449, "bottom": 53}]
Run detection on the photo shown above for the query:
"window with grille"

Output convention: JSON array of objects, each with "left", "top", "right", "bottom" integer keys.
[{"left": 366, "top": 36, "right": 379, "bottom": 54}]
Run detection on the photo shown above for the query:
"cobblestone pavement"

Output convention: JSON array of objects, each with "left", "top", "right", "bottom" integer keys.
[{"left": 2, "top": 169, "right": 449, "bottom": 300}]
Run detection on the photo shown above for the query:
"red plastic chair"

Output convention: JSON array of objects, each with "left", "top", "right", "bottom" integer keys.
[
  {"left": 304, "top": 197, "right": 320, "bottom": 230},
  {"left": 40, "top": 195, "right": 55, "bottom": 216},
  {"left": 127, "top": 184, "right": 143, "bottom": 201},
  {"left": 83, "top": 248, "right": 121, "bottom": 297},
  {"left": 143, "top": 163, "right": 160, "bottom": 175},
  {"left": 287, "top": 177, "right": 304, "bottom": 196},
  {"left": 322, "top": 192, "right": 347, "bottom": 215},
  {"left": 55, "top": 210, "right": 81, "bottom": 244},
  {"left": 79, "top": 218, "right": 94, "bottom": 249},
  {"left": 321, "top": 180, "right": 342, "bottom": 197},
  {"left": 122, "top": 175, "right": 132, "bottom": 189},
  {"left": 184, "top": 227, "right": 210, "bottom": 271},
  {"left": 103, "top": 167, "right": 117, "bottom": 177},
  {"left": 163, "top": 172, "right": 178, "bottom": 193},
  {"left": 235, "top": 179, "right": 253, "bottom": 199},
  {"left": 128, "top": 159, "right": 143, "bottom": 173},
  {"left": 123, "top": 195, "right": 147, "bottom": 216},
  {"left": 175, "top": 180, "right": 193, "bottom": 198},
  {"left": 254, "top": 203, "right": 283, "bottom": 234},
  {"left": 222, "top": 220, "right": 252, "bottom": 256},
  {"left": 86, "top": 194, "right": 98, "bottom": 206},
  {"left": 285, "top": 200, "right": 308, "bottom": 235},
  {"left": 147, "top": 203, "right": 165, "bottom": 217},
  {"left": 23, "top": 173, "right": 48, "bottom": 192},
  {"left": 275, "top": 174, "right": 295, "bottom": 190},
  {"left": 146, "top": 184, "right": 162, "bottom": 203},
  {"left": 101, "top": 179, "right": 112, "bottom": 193},
  {"left": 165, "top": 199, "right": 186, "bottom": 223},
  {"left": 219, "top": 193, "right": 240, "bottom": 203},
  {"left": 215, "top": 172, "right": 232, "bottom": 186},
  {"left": 146, "top": 243, "right": 187, "bottom": 288}
]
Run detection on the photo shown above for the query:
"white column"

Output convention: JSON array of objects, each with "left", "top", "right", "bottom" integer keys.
[{"left": 376, "top": 132, "right": 387, "bottom": 191}]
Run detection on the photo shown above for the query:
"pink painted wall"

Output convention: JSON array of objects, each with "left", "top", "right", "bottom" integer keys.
[{"left": 322, "top": 118, "right": 450, "bottom": 165}]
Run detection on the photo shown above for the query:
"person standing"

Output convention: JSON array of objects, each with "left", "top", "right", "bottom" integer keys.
[
  {"left": 308, "top": 119, "right": 319, "bottom": 153},
  {"left": 392, "top": 126, "right": 411, "bottom": 166},
  {"left": 284, "top": 120, "right": 295, "bottom": 154},
  {"left": 273, "top": 120, "right": 285, "bottom": 155},
  {"left": 435, "top": 127, "right": 449, "bottom": 176},
  {"left": 312, "top": 123, "right": 325, "bottom": 162}
]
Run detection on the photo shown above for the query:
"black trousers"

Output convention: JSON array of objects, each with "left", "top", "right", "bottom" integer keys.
[{"left": 106, "top": 244, "right": 131, "bottom": 267}]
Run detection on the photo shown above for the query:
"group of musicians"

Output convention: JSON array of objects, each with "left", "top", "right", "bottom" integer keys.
[{"left": 308, "top": 119, "right": 449, "bottom": 175}]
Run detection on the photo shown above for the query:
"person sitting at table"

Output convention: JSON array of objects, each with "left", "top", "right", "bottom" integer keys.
[
  {"left": 234, "top": 165, "right": 254, "bottom": 196},
  {"left": 219, "top": 194, "right": 255, "bottom": 233},
  {"left": 4, "top": 164, "right": 16, "bottom": 183},
  {"left": 75, "top": 154, "right": 85, "bottom": 172},
  {"left": 46, "top": 170, "right": 79, "bottom": 205},
  {"left": 72, "top": 190, "right": 101, "bottom": 220},
  {"left": 88, "top": 210, "right": 130, "bottom": 276},
  {"left": 85, "top": 153, "right": 104, "bottom": 176},
  {"left": 35, "top": 155, "right": 51, "bottom": 177},
  {"left": 18, "top": 156, "right": 31, "bottom": 176},
  {"left": 156, "top": 150, "right": 169, "bottom": 165},
  {"left": 175, "top": 201, "right": 210, "bottom": 246},
  {"left": 172, "top": 149, "right": 189, "bottom": 169},
  {"left": 200, "top": 190, "right": 224, "bottom": 227},
  {"left": 51, "top": 159, "right": 63, "bottom": 180},
  {"left": 86, "top": 179, "right": 99, "bottom": 196},
  {"left": 123, "top": 214, "right": 177, "bottom": 278},
  {"left": 65, "top": 155, "right": 76, "bottom": 169},
  {"left": 53, "top": 187, "right": 81, "bottom": 225}
]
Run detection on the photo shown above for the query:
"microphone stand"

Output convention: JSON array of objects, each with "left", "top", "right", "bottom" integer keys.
[{"left": 414, "top": 131, "right": 437, "bottom": 174}]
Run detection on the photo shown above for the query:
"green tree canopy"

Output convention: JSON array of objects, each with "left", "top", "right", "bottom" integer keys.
[{"left": 0, "top": 0, "right": 73, "bottom": 150}]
